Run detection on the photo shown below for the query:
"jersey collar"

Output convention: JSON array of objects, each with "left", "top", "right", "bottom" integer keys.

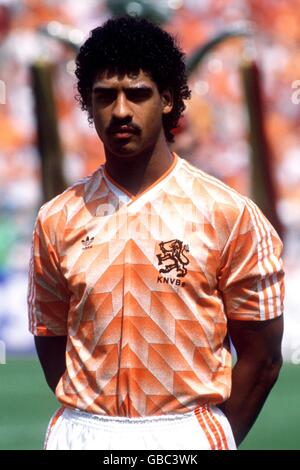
[{"left": 103, "top": 153, "right": 181, "bottom": 208}]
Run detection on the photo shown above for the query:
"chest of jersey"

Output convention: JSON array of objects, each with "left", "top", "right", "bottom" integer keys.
[{"left": 60, "top": 195, "right": 221, "bottom": 298}]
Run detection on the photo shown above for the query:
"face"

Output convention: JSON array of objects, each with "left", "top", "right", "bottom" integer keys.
[{"left": 90, "top": 70, "right": 173, "bottom": 159}]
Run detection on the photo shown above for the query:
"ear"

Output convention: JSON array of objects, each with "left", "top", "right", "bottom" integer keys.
[{"left": 161, "top": 89, "right": 173, "bottom": 115}]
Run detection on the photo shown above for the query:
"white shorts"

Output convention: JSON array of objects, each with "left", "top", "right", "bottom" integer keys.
[{"left": 44, "top": 405, "right": 236, "bottom": 450}]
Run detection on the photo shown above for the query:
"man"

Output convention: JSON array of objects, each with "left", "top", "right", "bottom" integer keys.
[{"left": 28, "top": 16, "right": 284, "bottom": 450}]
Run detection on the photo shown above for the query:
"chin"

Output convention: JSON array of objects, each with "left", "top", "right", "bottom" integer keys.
[{"left": 109, "top": 145, "right": 145, "bottom": 159}]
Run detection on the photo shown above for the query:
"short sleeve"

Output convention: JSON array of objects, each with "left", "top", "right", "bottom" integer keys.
[
  {"left": 218, "top": 200, "right": 284, "bottom": 321},
  {"left": 27, "top": 210, "right": 70, "bottom": 336}
]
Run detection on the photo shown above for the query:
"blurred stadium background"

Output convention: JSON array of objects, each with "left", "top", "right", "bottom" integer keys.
[{"left": 0, "top": 0, "right": 299, "bottom": 450}]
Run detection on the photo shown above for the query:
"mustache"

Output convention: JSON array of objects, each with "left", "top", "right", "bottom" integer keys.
[{"left": 106, "top": 121, "right": 141, "bottom": 135}]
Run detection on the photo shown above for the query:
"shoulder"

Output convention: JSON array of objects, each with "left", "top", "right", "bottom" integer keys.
[
  {"left": 178, "top": 157, "right": 248, "bottom": 218},
  {"left": 177, "top": 157, "right": 282, "bottom": 245},
  {"left": 37, "top": 167, "right": 104, "bottom": 225},
  {"left": 34, "top": 167, "right": 105, "bottom": 247}
]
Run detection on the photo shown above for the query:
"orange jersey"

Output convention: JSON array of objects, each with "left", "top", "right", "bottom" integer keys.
[{"left": 28, "top": 154, "right": 284, "bottom": 416}]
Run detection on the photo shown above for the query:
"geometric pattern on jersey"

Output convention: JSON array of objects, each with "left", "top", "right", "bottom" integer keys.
[{"left": 28, "top": 154, "right": 284, "bottom": 417}]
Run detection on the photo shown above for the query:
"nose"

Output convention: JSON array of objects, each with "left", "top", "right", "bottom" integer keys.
[{"left": 112, "top": 92, "right": 132, "bottom": 120}]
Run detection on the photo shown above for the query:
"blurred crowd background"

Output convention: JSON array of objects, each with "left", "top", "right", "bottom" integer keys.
[{"left": 0, "top": 0, "right": 300, "bottom": 449}]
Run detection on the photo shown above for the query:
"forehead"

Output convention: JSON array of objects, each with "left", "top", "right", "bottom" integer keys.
[{"left": 92, "top": 69, "right": 157, "bottom": 89}]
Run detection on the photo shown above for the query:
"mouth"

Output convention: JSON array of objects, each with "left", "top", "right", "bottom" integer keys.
[
  {"left": 108, "top": 126, "right": 139, "bottom": 140},
  {"left": 113, "top": 132, "right": 134, "bottom": 139}
]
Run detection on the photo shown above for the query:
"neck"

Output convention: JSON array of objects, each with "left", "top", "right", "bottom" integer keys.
[{"left": 104, "top": 134, "right": 174, "bottom": 196}]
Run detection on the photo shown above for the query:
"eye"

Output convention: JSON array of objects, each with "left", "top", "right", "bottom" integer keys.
[
  {"left": 126, "top": 88, "right": 153, "bottom": 102},
  {"left": 93, "top": 90, "right": 117, "bottom": 105}
]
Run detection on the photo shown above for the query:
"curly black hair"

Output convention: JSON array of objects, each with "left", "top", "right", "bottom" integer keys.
[{"left": 75, "top": 16, "right": 191, "bottom": 142}]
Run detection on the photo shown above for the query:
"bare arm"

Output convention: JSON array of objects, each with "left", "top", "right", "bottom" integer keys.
[
  {"left": 34, "top": 336, "right": 67, "bottom": 393},
  {"left": 218, "top": 315, "right": 283, "bottom": 447}
]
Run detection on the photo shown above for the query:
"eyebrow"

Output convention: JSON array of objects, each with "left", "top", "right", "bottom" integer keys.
[{"left": 92, "top": 84, "right": 153, "bottom": 93}]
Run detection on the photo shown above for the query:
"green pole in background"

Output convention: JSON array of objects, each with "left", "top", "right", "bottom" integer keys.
[
  {"left": 31, "top": 61, "right": 67, "bottom": 203},
  {"left": 240, "top": 60, "right": 283, "bottom": 239}
]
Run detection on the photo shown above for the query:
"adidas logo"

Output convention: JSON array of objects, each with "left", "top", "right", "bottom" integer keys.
[{"left": 81, "top": 235, "right": 94, "bottom": 250}]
